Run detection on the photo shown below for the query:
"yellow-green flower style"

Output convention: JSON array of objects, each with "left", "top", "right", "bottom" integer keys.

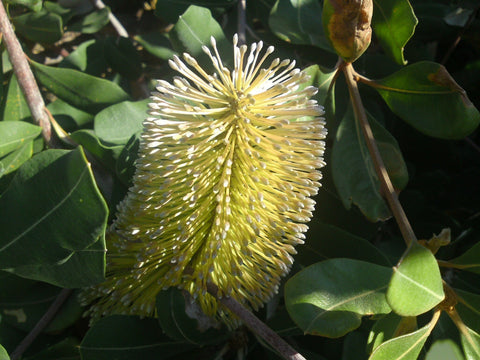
[{"left": 83, "top": 35, "right": 326, "bottom": 326}]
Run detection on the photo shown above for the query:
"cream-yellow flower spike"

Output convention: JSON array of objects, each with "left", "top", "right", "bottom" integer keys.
[{"left": 82, "top": 34, "right": 326, "bottom": 327}]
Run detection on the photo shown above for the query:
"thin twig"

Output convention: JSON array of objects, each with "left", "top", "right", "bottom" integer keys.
[
  {"left": 206, "top": 283, "right": 306, "bottom": 360},
  {"left": 342, "top": 62, "right": 417, "bottom": 246},
  {"left": 10, "top": 289, "right": 72, "bottom": 360},
  {"left": 90, "top": 0, "right": 128, "bottom": 38},
  {"left": 0, "top": 1, "right": 54, "bottom": 147},
  {"left": 237, "top": 0, "right": 247, "bottom": 46}
]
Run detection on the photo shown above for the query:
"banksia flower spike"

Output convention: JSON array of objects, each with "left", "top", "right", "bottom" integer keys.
[{"left": 82, "top": 34, "right": 326, "bottom": 327}]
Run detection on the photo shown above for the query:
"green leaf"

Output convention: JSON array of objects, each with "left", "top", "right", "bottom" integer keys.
[
  {"left": 12, "top": 10, "right": 63, "bottom": 44},
  {"left": 116, "top": 134, "right": 140, "bottom": 187},
  {"left": 0, "top": 344, "right": 8, "bottom": 360},
  {"left": 0, "top": 148, "right": 108, "bottom": 270},
  {"left": 269, "top": 0, "right": 332, "bottom": 52},
  {"left": 297, "top": 221, "right": 391, "bottom": 267},
  {"left": 0, "top": 122, "right": 41, "bottom": 158},
  {"left": 0, "top": 142, "right": 33, "bottom": 178},
  {"left": 22, "top": 337, "right": 80, "bottom": 360},
  {"left": 369, "top": 312, "right": 440, "bottom": 360},
  {"left": 461, "top": 327, "right": 480, "bottom": 360},
  {"left": 302, "top": 65, "right": 336, "bottom": 106},
  {"left": 47, "top": 98, "right": 94, "bottom": 132},
  {"left": 367, "top": 312, "right": 417, "bottom": 353},
  {"left": 449, "top": 242, "right": 480, "bottom": 274},
  {"left": 134, "top": 32, "right": 177, "bottom": 60},
  {"left": 373, "top": 61, "right": 480, "bottom": 139},
  {"left": 31, "top": 61, "right": 130, "bottom": 114},
  {"left": 332, "top": 106, "right": 409, "bottom": 221},
  {"left": 2, "top": 74, "right": 30, "bottom": 122},
  {"left": 372, "top": 0, "right": 418, "bottom": 65},
  {"left": 67, "top": 8, "right": 109, "bottom": 34},
  {"left": 386, "top": 242, "right": 444, "bottom": 316},
  {"left": 4, "top": 0, "right": 42, "bottom": 12},
  {"left": 94, "top": 99, "right": 149, "bottom": 145},
  {"left": 285, "top": 258, "right": 392, "bottom": 337},
  {"left": 79, "top": 315, "right": 194, "bottom": 360},
  {"left": 156, "top": 288, "right": 229, "bottom": 345},
  {"left": 59, "top": 39, "right": 108, "bottom": 76},
  {"left": 426, "top": 339, "right": 465, "bottom": 360},
  {"left": 154, "top": 0, "right": 236, "bottom": 23},
  {"left": 43, "top": 1, "right": 75, "bottom": 24},
  {"left": 103, "top": 37, "right": 143, "bottom": 80},
  {"left": 169, "top": 5, "right": 231, "bottom": 69},
  {"left": 456, "top": 289, "right": 480, "bottom": 334}
]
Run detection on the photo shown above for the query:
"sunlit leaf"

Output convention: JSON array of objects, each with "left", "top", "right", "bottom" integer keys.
[
  {"left": 0, "top": 142, "right": 33, "bottom": 178},
  {"left": 372, "top": 0, "right": 418, "bottom": 65},
  {"left": 372, "top": 61, "right": 480, "bottom": 139},
  {"left": 367, "top": 312, "right": 417, "bottom": 354},
  {"left": 426, "top": 339, "right": 465, "bottom": 360},
  {"left": 2, "top": 74, "right": 30, "bottom": 122},
  {"left": 461, "top": 327, "right": 480, "bottom": 360},
  {"left": 0, "top": 344, "right": 9, "bottom": 360},
  {"left": 387, "top": 242, "right": 444, "bottom": 316},
  {"left": 4, "top": 0, "right": 42, "bottom": 11},
  {"left": 0, "top": 122, "right": 41, "bottom": 158},
  {"left": 285, "top": 258, "right": 392, "bottom": 337}
]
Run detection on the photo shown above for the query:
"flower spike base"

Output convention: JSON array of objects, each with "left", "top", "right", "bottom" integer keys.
[{"left": 82, "top": 35, "right": 326, "bottom": 328}]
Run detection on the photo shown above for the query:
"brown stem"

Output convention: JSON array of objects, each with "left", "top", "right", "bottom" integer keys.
[
  {"left": 0, "top": 2, "right": 54, "bottom": 147},
  {"left": 10, "top": 289, "right": 72, "bottom": 360},
  {"left": 237, "top": 0, "right": 247, "bottom": 46},
  {"left": 342, "top": 62, "right": 417, "bottom": 246},
  {"left": 206, "top": 283, "right": 306, "bottom": 360}
]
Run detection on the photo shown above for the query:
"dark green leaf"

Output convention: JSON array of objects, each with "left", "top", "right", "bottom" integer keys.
[
  {"left": 461, "top": 327, "right": 480, "bottom": 360},
  {"left": 426, "top": 339, "right": 465, "bottom": 360},
  {"left": 444, "top": 8, "right": 473, "bottom": 27},
  {"left": 134, "top": 32, "right": 177, "bottom": 60},
  {"left": 373, "top": 61, "right": 480, "bottom": 139},
  {"left": 332, "top": 106, "right": 409, "bottom": 221},
  {"left": 104, "top": 37, "right": 143, "bottom": 80},
  {"left": 47, "top": 98, "right": 94, "bottom": 132},
  {"left": 285, "top": 258, "right": 392, "bottom": 337},
  {"left": 23, "top": 337, "right": 80, "bottom": 360},
  {"left": 2, "top": 74, "right": 30, "bottom": 122},
  {"left": 94, "top": 99, "right": 149, "bottom": 145},
  {"left": 67, "top": 8, "right": 109, "bottom": 34},
  {"left": 0, "top": 142, "right": 33, "bottom": 178},
  {"left": 449, "top": 242, "right": 480, "bottom": 274},
  {"left": 0, "top": 122, "right": 41, "bottom": 158},
  {"left": 456, "top": 289, "right": 480, "bottom": 334},
  {"left": 386, "top": 242, "right": 444, "bottom": 316},
  {"left": 156, "top": 288, "right": 229, "bottom": 345},
  {"left": 169, "top": 5, "right": 231, "bottom": 69},
  {"left": 269, "top": 0, "right": 332, "bottom": 51},
  {"left": 0, "top": 148, "right": 108, "bottom": 270},
  {"left": 372, "top": 0, "right": 418, "bottom": 65},
  {"left": 4, "top": 0, "right": 42, "bottom": 11},
  {"left": 154, "top": 0, "right": 236, "bottom": 23},
  {"left": 298, "top": 221, "right": 391, "bottom": 267},
  {"left": 43, "top": 1, "right": 75, "bottom": 24},
  {"left": 12, "top": 10, "right": 63, "bottom": 44},
  {"left": 31, "top": 61, "right": 130, "bottom": 114},
  {"left": 302, "top": 65, "right": 336, "bottom": 106},
  {"left": 80, "top": 315, "right": 194, "bottom": 360},
  {"left": 0, "top": 344, "right": 9, "bottom": 360},
  {"left": 116, "top": 134, "right": 140, "bottom": 187},
  {"left": 369, "top": 312, "right": 440, "bottom": 360},
  {"left": 59, "top": 39, "right": 108, "bottom": 76},
  {"left": 367, "top": 312, "right": 417, "bottom": 354}
]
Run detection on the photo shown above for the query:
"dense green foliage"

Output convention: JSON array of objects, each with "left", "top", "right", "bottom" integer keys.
[{"left": 0, "top": 0, "right": 480, "bottom": 359}]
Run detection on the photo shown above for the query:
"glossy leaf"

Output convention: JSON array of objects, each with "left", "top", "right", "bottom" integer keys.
[
  {"left": 369, "top": 312, "right": 440, "bottom": 360},
  {"left": 461, "top": 327, "right": 480, "bottom": 360},
  {"left": 332, "top": 106, "right": 409, "bottom": 221},
  {"left": 367, "top": 312, "right": 417, "bottom": 353},
  {"left": 2, "top": 74, "right": 30, "bottom": 122},
  {"left": 156, "top": 288, "right": 229, "bottom": 345},
  {"left": 456, "top": 289, "right": 480, "bottom": 334},
  {"left": 285, "top": 258, "right": 392, "bottom": 337},
  {"left": 426, "top": 339, "right": 464, "bottom": 360},
  {"left": 269, "top": 0, "right": 331, "bottom": 51},
  {"left": 104, "top": 37, "right": 143, "bottom": 80},
  {"left": 0, "top": 148, "right": 108, "bottom": 270},
  {"left": 0, "top": 344, "right": 8, "bottom": 360},
  {"left": 169, "top": 5, "right": 231, "bottom": 69},
  {"left": 297, "top": 221, "right": 391, "bottom": 267},
  {"left": 0, "top": 122, "right": 41, "bottom": 158},
  {"left": 0, "top": 142, "right": 33, "bottom": 178},
  {"left": 372, "top": 0, "right": 418, "bottom": 65},
  {"left": 12, "top": 10, "right": 63, "bottom": 44},
  {"left": 449, "top": 242, "right": 480, "bottom": 274},
  {"left": 373, "top": 61, "right": 480, "bottom": 139},
  {"left": 67, "top": 8, "right": 109, "bottom": 34},
  {"left": 79, "top": 315, "right": 194, "bottom": 360},
  {"left": 94, "top": 99, "right": 149, "bottom": 145},
  {"left": 387, "top": 242, "right": 444, "bottom": 316},
  {"left": 31, "top": 61, "right": 130, "bottom": 114}
]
